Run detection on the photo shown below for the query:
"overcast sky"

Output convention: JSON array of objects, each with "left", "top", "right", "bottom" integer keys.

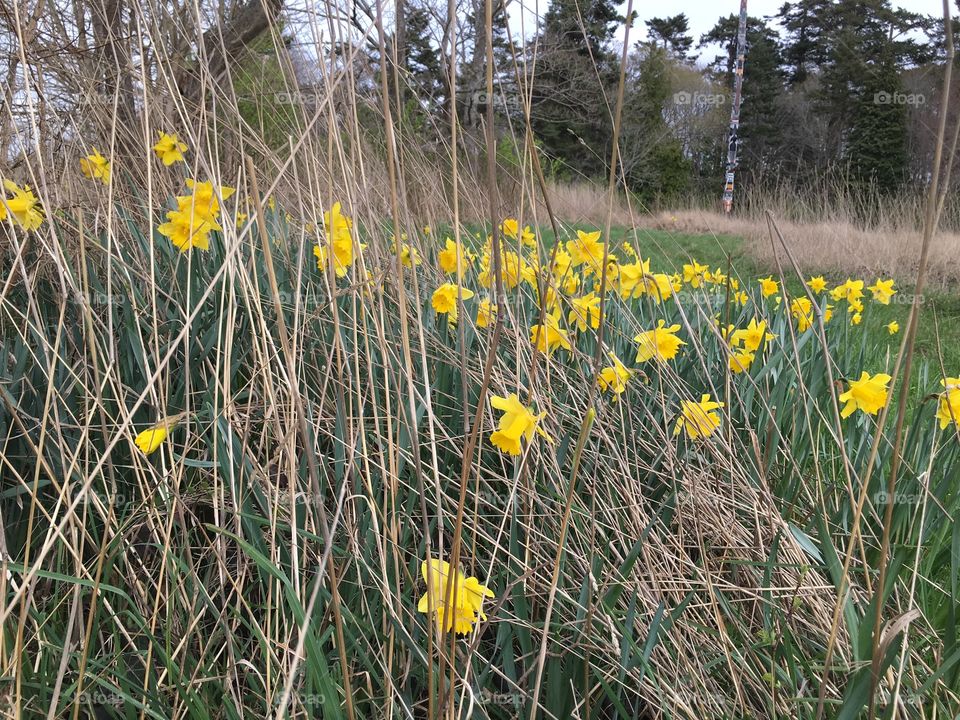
[{"left": 506, "top": 0, "right": 945, "bottom": 57}]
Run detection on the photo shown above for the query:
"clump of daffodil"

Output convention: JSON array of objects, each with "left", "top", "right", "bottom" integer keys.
[
  {"left": 438, "top": 237, "right": 472, "bottom": 275},
  {"left": 598, "top": 353, "right": 632, "bottom": 398},
  {"left": 1, "top": 180, "right": 44, "bottom": 230},
  {"left": 158, "top": 179, "right": 235, "bottom": 252},
  {"left": 566, "top": 229, "right": 606, "bottom": 276},
  {"left": 476, "top": 298, "right": 497, "bottom": 328},
  {"left": 807, "top": 276, "right": 828, "bottom": 294},
  {"left": 152, "top": 132, "right": 188, "bottom": 166},
  {"left": 683, "top": 261, "right": 709, "bottom": 288},
  {"left": 489, "top": 393, "right": 548, "bottom": 455},
  {"left": 80, "top": 149, "right": 111, "bottom": 184},
  {"left": 732, "top": 318, "right": 775, "bottom": 353},
  {"left": 432, "top": 283, "right": 474, "bottom": 323},
  {"left": 530, "top": 311, "right": 572, "bottom": 355},
  {"left": 417, "top": 558, "right": 494, "bottom": 635},
  {"left": 568, "top": 292, "right": 601, "bottom": 331},
  {"left": 758, "top": 276, "right": 779, "bottom": 298},
  {"left": 635, "top": 320, "right": 686, "bottom": 363},
  {"left": 936, "top": 377, "right": 960, "bottom": 429},
  {"left": 674, "top": 394, "right": 724, "bottom": 440},
  {"left": 868, "top": 278, "right": 896, "bottom": 305},
  {"left": 134, "top": 413, "right": 185, "bottom": 455},
  {"left": 830, "top": 278, "right": 865, "bottom": 305},
  {"left": 478, "top": 248, "right": 525, "bottom": 290},
  {"left": 839, "top": 371, "right": 891, "bottom": 418},
  {"left": 314, "top": 202, "right": 361, "bottom": 277}
]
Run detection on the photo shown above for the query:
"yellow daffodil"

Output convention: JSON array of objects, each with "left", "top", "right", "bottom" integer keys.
[
  {"left": 134, "top": 414, "right": 184, "bottom": 455},
  {"left": 886, "top": 321, "right": 899, "bottom": 335},
  {"left": 489, "top": 393, "right": 547, "bottom": 455},
  {"left": 313, "top": 202, "right": 358, "bottom": 276},
  {"left": 520, "top": 225, "right": 537, "bottom": 247},
  {"left": 566, "top": 230, "right": 606, "bottom": 276},
  {"left": 1, "top": 180, "right": 44, "bottom": 230},
  {"left": 758, "top": 276, "right": 779, "bottom": 298},
  {"left": 851, "top": 312, "right": 862, "bottom": 326},
  {"left": 501, "top": 217, "right": 519, "bottom": 240},
  {"left": 807, "top": 276, "right": 828, "bottom": 294},
  {"left": 617, "top": 258, "right": 651, "bottom": 299},
  {"left": 598, "top": 353, "right": 632, "bottom": 397},
  {"left": 80, "top": 149, "right": 111, "bottom": 184},
  {"left": 568, "top": 292, "right": 601, "bottom": 331},
  {"left": 476, "top": 298, "right": 497, "bottom": 328},
  {"left": 432, "top": 283, "right": 474, "bottom": 323},
  {"left": 159, "top": 179, "right": 235, "bottom": 252},
  {"left": 417, "top": 558, "right": 494, "bottom": 635},
  {"left": 732, "top": 318, "right": 775, "bottom": 353},
  {"left": 790, "top": 297, "right": 815, "bottom": 332},
  {"left": 438, "top": 237, "right": 470, "bottom": 275},
  {"left": 868, "top": 279, "right": 896, "bottom": 305},
  {"left": 152, "top": 132, "right": 188, "bottom": 165},
  {"left": 729, "top": 349, "right": 755, "bottom": 374},
  {"left": 634, "top": 320, "right": 685, "bottom": 363},
  {"left": 530, "top": 312, "right": 572, "bottom": 355},
  {"left": 936, "top": 377, "right": 960, "bottom": 429},
  {"left": 683, "top": 261, "right": 709, "bottom": 288},
  {"left": 674, "top": 394, "right": 724, "bottom": 440},
  {"left": 839, "top": 372, "right": 891, "bottom": 418}
]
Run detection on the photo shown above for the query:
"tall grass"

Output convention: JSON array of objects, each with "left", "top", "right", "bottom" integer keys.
[{"left": 1, "top": 1, "right": 960, "bottom": 719}]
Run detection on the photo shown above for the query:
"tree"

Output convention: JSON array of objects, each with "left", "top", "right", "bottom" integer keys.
[
  {"left": 700, "top": 15, "right": 785, "bottom": 180},
  {"left": 528, "top": 0, "right": 622, "bottom": 177},
  {"left": 645, "top": 14, "right": 694, "bottom": 61},
  {"left": 844, "top": 49, "right": 907, "bottom": 192},
  {"left": 621, "top": 44, "right": 690, "bottom": 204}
]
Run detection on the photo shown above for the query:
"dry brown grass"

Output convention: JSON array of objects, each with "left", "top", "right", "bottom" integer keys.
[{"left": 639, "top": 208, "right": 960, "bottom": 288}]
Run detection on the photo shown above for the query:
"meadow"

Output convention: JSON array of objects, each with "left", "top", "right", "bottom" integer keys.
[
  {"left": 2, "top": 153, "right": 959, "bottom": 718},
  {"left": 2, "top": 0, "right": 960, "bottom": 716}
]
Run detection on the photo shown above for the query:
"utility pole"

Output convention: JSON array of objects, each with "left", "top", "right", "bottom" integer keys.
[{"left": 722, "top": 0, "right": 748, "bottom": 213}]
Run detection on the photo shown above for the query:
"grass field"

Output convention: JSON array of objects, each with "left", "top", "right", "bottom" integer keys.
[{"left": 3, "top": 185, "right": 960, "bottom": 718}]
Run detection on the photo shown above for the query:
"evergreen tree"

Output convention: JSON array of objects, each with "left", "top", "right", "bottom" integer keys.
[
  {"left": 844, "top": 49, "right": 907, "bottom": 192},
  {"left": 700, "top": 15, "right": 785, "bottom": 179},
  {"left": 774, "top": 0, "right": 832, "bottom": 85},
  {"left": 645, "top": 14, "right": 694, "bottom": 61},
  {"left": 622, "top": 44, "right": 690, "bottom": 203},
  {"left": 528, "top": 0, "right": 622, "bottom": 177}
]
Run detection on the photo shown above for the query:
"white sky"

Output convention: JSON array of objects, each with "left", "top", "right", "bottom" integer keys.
[{"left": 506, "top": 0, "right": 946, "bottom": 57}]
